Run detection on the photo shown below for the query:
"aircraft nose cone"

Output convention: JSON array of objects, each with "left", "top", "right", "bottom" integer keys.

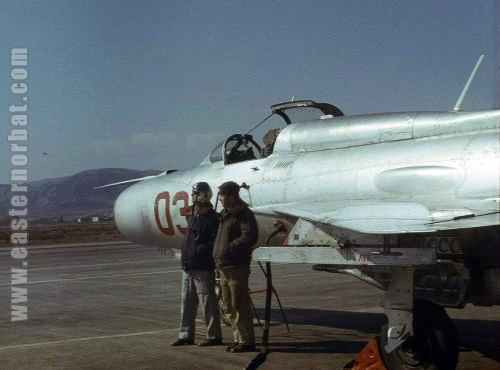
[{"left": 114, "top": 184, "right": 148, "bottom": 244}]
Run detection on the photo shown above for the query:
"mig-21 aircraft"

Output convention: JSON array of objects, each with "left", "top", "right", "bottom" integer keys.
[{"left": 102, "top": 57, "right": 499, "bottom": 369}]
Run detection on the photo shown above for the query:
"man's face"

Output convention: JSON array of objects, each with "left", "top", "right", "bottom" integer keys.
[
  {"left": 219, "top": 192, "right": 235, "bottom": 209},
  {"left": 191, "top": 190, "right": 201, "bottom": 204}
]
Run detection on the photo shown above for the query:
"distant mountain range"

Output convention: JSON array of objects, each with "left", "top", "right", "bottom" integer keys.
[{"left": 0, "top": 168, "right": 162, "bottom": 218}]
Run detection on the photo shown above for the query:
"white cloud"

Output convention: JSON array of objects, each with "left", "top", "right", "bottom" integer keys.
[
  {"left": 86, "top": 130, "right": 227, "bottom": 166},
  {"left": 129, "top": 132, "right": 179, "bottom": 148},
  {"left": 185, "top": 131, "right": 225, "bottom": 149},
  {"left": 88, "top": 138, "right": 129, "bottom": 154}
]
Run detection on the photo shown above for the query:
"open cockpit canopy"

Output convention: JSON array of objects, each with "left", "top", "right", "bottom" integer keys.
[
  {"left": 271, "top": 100, "right": 344, "bottom": 125},
  {"left": 203, "top": 99, "right": 344, "bottom": 165}
]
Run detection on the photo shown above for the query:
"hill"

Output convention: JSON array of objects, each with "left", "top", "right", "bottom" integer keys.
[{"left": 0, "top": 168, "right": 162, "bottom": 219}]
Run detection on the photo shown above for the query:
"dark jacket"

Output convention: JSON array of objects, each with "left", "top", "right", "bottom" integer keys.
[
  {"left": 181, "top": 203, "right": 219, "bottom": 271},
  {"left": 212, "top": 200, "right": 258, "bottom": 269}
]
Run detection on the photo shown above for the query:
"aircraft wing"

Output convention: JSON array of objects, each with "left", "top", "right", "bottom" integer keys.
[
  {"left": 272, "top": 201, "right": 499, "bottom": 234},
  {"left": 93, "top": 171, "right": 166, "bottom": 190}
]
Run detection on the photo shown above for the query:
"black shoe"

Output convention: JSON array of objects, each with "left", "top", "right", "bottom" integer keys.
[
  {"left": 198, "top": 338, "right": 223, "bottom": 346},
  {"left": 224, "top": 342, "right": 238, "bottom": 351},
  {"left": 230, "top": 344, "right": 257, "bottom": 353},
  {"left": 171, "top": 338, "right": 194, "bottom": 346}
]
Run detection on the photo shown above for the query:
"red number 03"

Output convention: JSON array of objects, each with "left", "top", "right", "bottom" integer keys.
[{"left": 154, "top": 191, "right": 189, "bottom": 236}]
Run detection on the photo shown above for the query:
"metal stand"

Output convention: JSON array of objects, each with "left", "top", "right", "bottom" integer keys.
[
  {"left": 256, "top": 261, "right": 290, "bottom": 332},
  {"left": 249, "top": 289, "right": 262, "bottom": 326},
  {"left": 262, "top": 262, "right": 272, "bottom": 350},
  {"left": 245, "top": 262, "right": 273, "bottom": 370}
]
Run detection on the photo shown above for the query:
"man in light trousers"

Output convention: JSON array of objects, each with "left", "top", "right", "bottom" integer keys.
[{"left": 171, "top": 182, "right": 222, "bottom": 346}]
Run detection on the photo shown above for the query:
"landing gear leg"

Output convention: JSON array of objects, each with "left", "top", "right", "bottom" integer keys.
[
  {"left": 344, "top": 267, "right": 415, "bottom": 370},
  {"left": 381, "top": 299, "right": 459, "bottom": 370},
  {"left": 346, "top": 267, "right": 459, "bottom": 370},
  {"left": 384, "top": 267, "right": 415, "bottom": 353},
  {"left": 381, "top": 267, "right": 459, "bottom": 369}
]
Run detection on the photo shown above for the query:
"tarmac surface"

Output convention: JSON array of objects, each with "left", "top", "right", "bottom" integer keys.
[{"left": 0, "top": 242, "right": 498, "bottom": 370}]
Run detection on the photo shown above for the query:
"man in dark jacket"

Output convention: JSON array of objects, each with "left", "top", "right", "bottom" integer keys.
[
  {"left": 172, "top": 182, "right": 222, "bottom": 346},
  {"left": 213, "top": 181, "right": 259, "bottom": 353}
]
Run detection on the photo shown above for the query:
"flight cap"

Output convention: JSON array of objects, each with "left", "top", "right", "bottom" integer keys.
[
  {"left": 218, "top": 181, "right": 240, "bottom": 196},
  {"left": 193, "top": 181, "right": 211, "bottom": 194}
]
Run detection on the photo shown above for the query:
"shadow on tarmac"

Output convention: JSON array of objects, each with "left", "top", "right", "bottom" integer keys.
[
  {"left": 267, "top": 339, "right": 365, "bottom": 354},
  {"left": 255, "top": 307, "right": 500, "bottom": 361},
  {"left": 255, "top": 307, "right": 384, "bottom": 333},
  {"left": 454, "top": 318, "right": 500, "bottom": 362}
]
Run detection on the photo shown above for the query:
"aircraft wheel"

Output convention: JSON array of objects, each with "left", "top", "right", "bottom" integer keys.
[{"left": 381, "top": 299, "right": 459, "bottom": 370}]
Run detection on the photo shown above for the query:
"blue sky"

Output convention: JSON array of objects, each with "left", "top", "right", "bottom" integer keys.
[{"left": 1, "top": 0, "right": 498, "bottom": 183}]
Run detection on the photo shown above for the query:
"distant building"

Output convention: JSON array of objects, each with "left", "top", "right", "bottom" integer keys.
[{"left": 76, "top": 215, "right": 104, "bottom": 223}]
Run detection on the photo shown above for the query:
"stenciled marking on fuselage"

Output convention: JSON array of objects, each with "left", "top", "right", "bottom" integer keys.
[
  {"left": 342, "top": 249, "right": 370, "bottom": 263},
  {"left": 153, "top": 191, "right": 189, "bottom": 236}
]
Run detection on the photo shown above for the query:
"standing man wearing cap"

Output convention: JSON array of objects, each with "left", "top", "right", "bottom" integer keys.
[
  {"left": 171, "top": 182, "right": 223, "bottom": 347},
  {"left": 213, "top": 181, "right": 259, "bottom": 353}
]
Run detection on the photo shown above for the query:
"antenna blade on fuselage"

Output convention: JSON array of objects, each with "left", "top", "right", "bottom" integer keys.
[{"left": 452, "top": 54, "right": 484, "bottom": 112}]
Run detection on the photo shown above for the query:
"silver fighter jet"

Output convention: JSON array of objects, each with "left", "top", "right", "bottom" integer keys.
[{"left": 107, "top": 57, "right": 499, "bottom": 369}]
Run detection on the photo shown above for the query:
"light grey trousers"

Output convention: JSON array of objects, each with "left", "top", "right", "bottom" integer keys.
[{"left": 179, "top": 269, "right": 222, "bottom": 341}]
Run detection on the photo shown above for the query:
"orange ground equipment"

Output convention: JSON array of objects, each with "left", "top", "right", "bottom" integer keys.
[{"left": 344, "top": 338, "right": 388, "bottom": 370}]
